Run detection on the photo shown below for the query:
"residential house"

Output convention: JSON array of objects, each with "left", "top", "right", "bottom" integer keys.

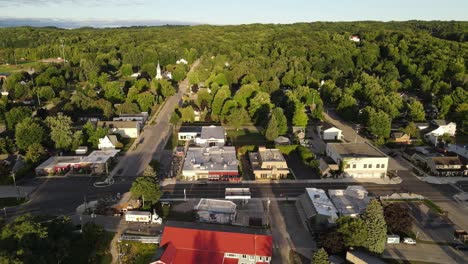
[
  {"left": 296, "top": 188, "right": 338, "bottom": 230},
  {"left": 448, "top": 144, "right": 468, "bottom": 159},
  {"left": 423, "top": 120, "right": 457, "bottom": 146},
  {"left": 274, "top": 136, "right": 290, "bottom": 145},
  {"left": 328, "top": 186, "right": 370, "bottom": 217},
  {"left": 249, "top": 147, "right": 289, "bottom": 180},
  {"left": 97, "top": 121, "right": 140, "bottom": 138},
  {"left": 195, "top": 125, "right": 226, "bottom": 147},
  {"left": 113, "top": 112, "right": 148, "bottom": 128},
  {"left": 349, "top": 35, "right": 361, "bottom": 42},
  {"left": 326, "top": 142, "right": 389, "bottom": 178},
  {"left": 176, "top": 58, "right": 188, "bottom": 65},
  {"left": 182, "top": 146, "right": 239, "bottom": 181},
  {"left": 391, "top": 132, "right": 411, "bottom": 145},
  {"left": 292, "top": 126, "right": 305, "bottom": 142},
  {"left": 194, "top": 199, "right": 237, "bottom": 224},
  {"left": 318, "top": 124, "right": 343, "bottom": 141},
  {"left": 0, "top": 89, "right": 8, "bottom": 97},
  {"left": 178, "top": 126, "right": 202, "bottom": 141},
  {"left": 426, "top": 156, "right": 467, "bottom": 177},
  {"left": 75, "top": 146, "right": 88, "bottom": 155},
  {"left": 318, "top": 157, "right": 339, "bottom": 177},
  {"left": 0, "top": 73, "right": 10, "bottom": 81},
  {"left": 151, "top": 225, "right": 272, "bottom": 264},
  {"left": 98, "top": 135, "right": 119, "bottom": 150}
]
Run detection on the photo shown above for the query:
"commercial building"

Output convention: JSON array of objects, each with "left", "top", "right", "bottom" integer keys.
[
  {"left": 448, "top": 144, "right": 468, "bottom": 159},
  {"left": 296, "top": 188, "right": 338, "bottom": 230},
  {"left": 195, "top": 125, "right": 226, "bottom": 147},
  {"left": 249, "top": 147, "right": 289, "bottom": 180},
  {"left": 194, "top": 199, "right": 237, "bottom": 224},
  {"left": 97, "top": 121, "right": 140, "bottom": 138},
  {"left": 35, "top": 150, "right": 120, "bottom": 176},
  {"left": 152, "top": 225, "right": 272, "bottom": 264},
  {"left": 328, "top": 186, "right": 370, "bottom": 217},
  {"left": 326, "top": 142, "right": 389, "bottom": 178},
  {"left": 182, "top": 146, "right": 239, "bottom": 181},
  {"left": 426, "top": 156, "right": 467, "bottom": 177}
]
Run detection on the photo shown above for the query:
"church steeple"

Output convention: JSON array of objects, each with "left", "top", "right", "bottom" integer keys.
[{"left": 156, "top": 61, "right": 162, "bottom": 80}]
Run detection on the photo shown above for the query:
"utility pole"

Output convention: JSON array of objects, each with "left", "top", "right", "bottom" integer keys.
[
  {"left": 183, "top": 188, "right": 186, "bottom": 201},
  {"left": 11, "top": 172, "right": 19, "bottom": 200},
  {"left": 142, "top": 195, "right": 145, "bottom": 208}
]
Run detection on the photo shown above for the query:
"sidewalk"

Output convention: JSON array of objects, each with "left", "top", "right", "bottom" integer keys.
[
  {"left": 0, "top": 185, "right": 36, "bottom": 198},
  {"left": 421, "top": 176, "right": 468, "bottom": 185}
]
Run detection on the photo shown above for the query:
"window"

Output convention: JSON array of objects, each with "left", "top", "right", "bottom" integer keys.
[
  {"left": 381, "top": 164, "right": 385, "bottom": 168},
  {"left": 363, "top": 164, "right": 367, "bottom": 169},
  {"left": 352, "top": 164, "right": 356, "bottom": 169},
  {"left": 225, "top": 253, "right": 237, "bottom": 258},
  {"left": 368, "top": 164, "right": 372, "bottom": 168},
  {"left": 376, "top": 164, "right": 380, "bottom": 168},
  {"left": 242, "top": 254, "right": 247, "bottom": 259},
  {"left": 249, "top": 255, "right": 255, "bottom": 260},
  {"left": 346, "top": 164, "right": 350, "bottom": 169}
]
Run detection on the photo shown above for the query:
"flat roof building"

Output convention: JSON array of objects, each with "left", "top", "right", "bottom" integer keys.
[
  {"left": 328, "top": 186, "right": 370, "bottom": 217},
  {"left": 326, "top": 142, "right": 389, "bottom": 178},
  {"left": 195, "top": 125, "right": 226, "bottom": 147},
  {"left": 249, "top": 147, "right": 289, "bottom": 180},
  {"left": 194, "top": 199, "right": 237, "bottom": 224},
  {"left": 182, "top": 146, "right": 239, "bottom": 181},
  {"left": 296, "top": 188, "right": 338, "bottom": 230}
]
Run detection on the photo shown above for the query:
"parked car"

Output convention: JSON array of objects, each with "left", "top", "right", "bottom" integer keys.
[
  {"left": 453, "top": 244, "right": 468, "bottom": 251},
  {"left": 403, "top": 238, "right": 417, "bottom": 245}
]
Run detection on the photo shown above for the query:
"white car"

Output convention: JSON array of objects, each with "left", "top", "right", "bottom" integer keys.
[{"left": 403, "top": 237, "right": 417, "bottom": 245}]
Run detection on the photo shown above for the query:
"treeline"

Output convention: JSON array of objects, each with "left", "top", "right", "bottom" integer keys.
[{"left": 1, "top": 21, "right": 467, "bottom": 138}]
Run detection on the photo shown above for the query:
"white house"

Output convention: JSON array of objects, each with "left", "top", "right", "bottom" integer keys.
[
  {"left": 349, "top": 35, "right": 361, "bottom": 42},
  {"left": 178, "top": 126, "right": 202, "bottom": 141},
  {"left": 113, "top": 112, "right": 148, "bottom": 128},
  {"left": 424, "top": 120, "right": 457, "bottom": 146},
  {"left": 176, "top": 58, "right": 188, "bottom": 64},
  {"left": 318, "top": 124, "right": 343, "bottom": 141},
  {"left": 326, "top": 142, "right": 389, "bottom": 178},
  {"left": 98, "top": 135, "right": 119, "bottom": 150},
  {"left": 97, "top": 121, "right": 140, "bottom": 138},
  {"left": 448, "top": 144, "right": 468, "bottom": 159},
  {"left": 195, "top": 126, "right": 226, "bottom": 147}
]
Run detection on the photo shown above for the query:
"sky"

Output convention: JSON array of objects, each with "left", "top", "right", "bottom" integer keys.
[{"left": 0, "top": 0, "right": 467, "bottom": 25}]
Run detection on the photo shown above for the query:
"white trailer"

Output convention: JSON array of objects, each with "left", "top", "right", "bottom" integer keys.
[{"left": 125, "top": 211, "right": 162, "bottom": 224}]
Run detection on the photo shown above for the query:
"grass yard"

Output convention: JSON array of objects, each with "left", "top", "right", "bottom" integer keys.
[
  {"left": 226, "top": 129, "right": 270, "bottom": 147},
  {"left": 164, "top": 131, "right": 179, "bottom": 150},
  {"left": 0, "top": 61, "right": 40, "bottom": 73},
  {"left": 424, "top": 199, "right": 444, "bottom": 214},
  {"left": 119, "top": 241, "right": 157, "bottom": 264}
]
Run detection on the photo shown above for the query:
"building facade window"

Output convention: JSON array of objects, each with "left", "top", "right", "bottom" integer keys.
[
  {"left": 346, "top": 164, "right": 350, "bottom": 168},
  {"left": 376, "top": 164, "right": 380, "bottom": 168},
  {"left": 363, "top": 164, "right": 367, "bottom": 168},
  {"left": 352, "top": 164, "right": 356, "bottom": 168},
  {"left": 368, "top": 164, "right": 372, "bottom": 168},
  {"left": 381, "top": 164, "right": 385, "bottom": 168}
]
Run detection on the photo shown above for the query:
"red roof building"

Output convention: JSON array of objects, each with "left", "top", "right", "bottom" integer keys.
[{"left": 151, "top": 226, "right": 273, "bottom": 264}]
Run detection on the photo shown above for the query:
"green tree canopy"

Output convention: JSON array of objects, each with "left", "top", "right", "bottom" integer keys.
[
  {"left": 265, "top": 115, "right": 279, "bottom": 141},
  {"left": 15, "top": 118, "right": 44, "bottom": 151},
  {"left": 130, "top": 176, "right": 162, "bottom": 208},
  {"left": 362, "top": 199, "right": 387, "bottom": 254},
  {"left": 311, "top": 248, "right": 328, "bottom": 264},
  {"left": 45, "top": 114, "right": 74, "bottom": 150}
]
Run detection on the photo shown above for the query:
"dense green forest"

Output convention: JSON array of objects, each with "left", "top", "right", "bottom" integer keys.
[{"left": 0, "top": 21, "right": 467, "bottom": 149}]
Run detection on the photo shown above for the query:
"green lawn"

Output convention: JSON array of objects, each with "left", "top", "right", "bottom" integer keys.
[
  {"left": 119, "top": 241, "right": 157, "bottom": 264},
  {"left": 164, "top": 131, "right": 179, "bottom": 150},
  {"left": 0, "top": 61, "right": 40, "bottom": 73},
  {"left": 424, "top": 199, "right": 444, "bottom": 214},
  {"left": 226, "top": 129, "right": 270, "bottom": 146}
]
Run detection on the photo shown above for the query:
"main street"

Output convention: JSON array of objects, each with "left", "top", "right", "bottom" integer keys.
[{"left": 111, "top": 59, "right": 201, "bottom": 178}]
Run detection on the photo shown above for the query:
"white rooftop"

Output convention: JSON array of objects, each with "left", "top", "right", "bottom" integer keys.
[
  {"left": 305, "top": 188, "right": 338, "bottom": 220},
  {"left": 194, "top": 199, "right": 236, "bottom": 214},
  {"left": 82, "top": 150, "right": 120, "bottom": 164},
  {"left": 328, "top": 186, "right": 369, "bottom": 216},
  {"left": 183, "top": 146, "right": 238, "bottom": 172}
]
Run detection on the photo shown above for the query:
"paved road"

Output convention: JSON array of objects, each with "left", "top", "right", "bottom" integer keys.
[
  {"left": 384, "top": 243, "right": 468, "bottom": 264},
  {"left": 160, "top": 181, "right": 458, "bottom": 202},
  {"left": 111, "top": 59, "right": 201, "bottom": 178}
]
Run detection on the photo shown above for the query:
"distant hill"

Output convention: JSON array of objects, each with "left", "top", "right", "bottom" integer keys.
[{"left": 0, "top": 18, "right": 198, "bottom": 29}]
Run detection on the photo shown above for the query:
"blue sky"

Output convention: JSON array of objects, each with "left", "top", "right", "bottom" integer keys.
[{"left": 0, "top": 0, "right": 467, "bottom": 24}]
